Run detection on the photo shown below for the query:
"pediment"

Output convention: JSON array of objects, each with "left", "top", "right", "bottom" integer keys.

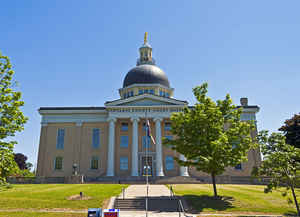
[
  {"left": 105, "top": 94, "right": 187, "bottom": 107},
  {"left": 119, "top": 98, "right": 175, "bottom": 106}
]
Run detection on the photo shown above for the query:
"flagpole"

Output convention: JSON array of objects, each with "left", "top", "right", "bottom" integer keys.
[
  {"left": 145, "top": 109, "right": 149, "bottom": 186},
  {"left": 145, "top": 109, "right": 149, "bottom": 217}
]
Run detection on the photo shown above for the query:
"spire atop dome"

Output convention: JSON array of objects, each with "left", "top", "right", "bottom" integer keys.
[
  {"left": 144, "top": 32, "right": 148, "bottom": 44},
  {"left": 137, "top": 32, "right": 155, "bottom": 66}
]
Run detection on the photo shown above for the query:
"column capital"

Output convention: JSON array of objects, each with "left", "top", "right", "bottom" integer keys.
[
  {"left": 130, "top": 116, "right": 140, "bottom": 122},
  {"left": 107, "top": 117, "right": 117, "bottom": 123},
  {"left": 153, "top": 117, "right": 163, "bottom": 123}
]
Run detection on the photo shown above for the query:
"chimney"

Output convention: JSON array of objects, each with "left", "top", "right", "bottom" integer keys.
[{"left": 240, "top": 97, "right": 248, "bottom": 106}]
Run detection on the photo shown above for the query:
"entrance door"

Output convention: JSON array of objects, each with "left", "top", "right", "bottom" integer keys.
[{"left": 141, "top": 156, "right": 153, "bottom": 176}]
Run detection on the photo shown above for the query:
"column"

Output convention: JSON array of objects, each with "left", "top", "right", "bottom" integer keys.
[
  {"left": 75, "top": 121, "right": 82, "bottom": 174},
  {"left": 107, "top": 117, "right": 116, "bottom": 176},
  {"left": 179, "top": 154, "right": 189, "bottom": 176},
  {"left": 37, "top": 122, "right": 48, "bottom": 176},
  {"left": 131, "top": 117, "right": 139, "bottom": 176},
  {"left": 154, "top": 117, "right": 164, "bottom": 176}
]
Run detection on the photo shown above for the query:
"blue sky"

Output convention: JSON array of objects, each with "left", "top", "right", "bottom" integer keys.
[{"left": 1, "top": 0, "right": 300, "bottom": 166}]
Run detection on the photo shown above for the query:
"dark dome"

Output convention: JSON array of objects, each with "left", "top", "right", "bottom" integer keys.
[{"left": 123, "top": 64, "right": 170, "bottom": 88}]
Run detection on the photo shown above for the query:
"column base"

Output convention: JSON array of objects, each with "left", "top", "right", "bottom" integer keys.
[
  {"left": 131, "top": 172, "right": 139, "bottom": 176},
  {"left": 181, "top": 172, "right": 189, "bottom": 177},
  {"left": 180, "top": 167, "right": 189, "bottom": 176},
  {"left": 106, "top": 172, "right": 114, "bottom": 176},
  {"left": 157, "top": 171, "right": 165, "bottom": 176}
]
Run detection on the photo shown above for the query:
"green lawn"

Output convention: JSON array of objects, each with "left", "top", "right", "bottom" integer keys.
[
  {"left": 171, "top": 184, "right": 300, "bottom": 215},
  {"left": 0, "top": 212, "right": 86, "bottom": 217},
  {"left": 0, "top": 184, "right": 127, "bottom": 210}
]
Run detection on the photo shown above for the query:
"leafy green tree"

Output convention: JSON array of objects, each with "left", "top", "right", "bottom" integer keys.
[
  {"left": 279, "top": 113, "right": 300, "bottom": 149},
  {"left": 26, "top": 162, "right": 33, "bottom": 171},
  {"left": 163, "top": 83, "right": 257, "bottom": 197},
  {"left": 0, "top": 52, "right": 27, "bottom": 185},
  {"left": 14, "top": 153, "right": 28, "bottom": 170},
  {"left": 11, "top": 167, "right": 35, "bottom": 177},
  {"left": 252, "top": 131, "right": 300, "bottom": 216}
]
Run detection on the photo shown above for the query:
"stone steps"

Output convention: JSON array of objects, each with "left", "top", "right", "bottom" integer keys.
[
  {"left": 114, "top": 199, "right": 145, "bottom": 210},
  {"left": 114, "top": 198, "right": 181, "bottom": 212}
]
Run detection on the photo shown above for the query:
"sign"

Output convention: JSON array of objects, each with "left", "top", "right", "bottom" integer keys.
[
  {"left": 103, "top": 209, "right": 119, "bottom": 217},
  {"left": 108, "top": 107, "right": 184, "bottom": 113}
]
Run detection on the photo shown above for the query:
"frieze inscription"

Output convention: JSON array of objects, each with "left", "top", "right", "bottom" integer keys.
[{"left": 108, "top": 107, "right": 183, "bottom": 113}]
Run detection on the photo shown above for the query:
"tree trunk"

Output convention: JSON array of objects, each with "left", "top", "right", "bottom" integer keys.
[
  {"left": 211, "top": 173, "right": 218, "bottom": 197},
  {"left": 291, "top": 184, "right": 300, "bottom": 216}
]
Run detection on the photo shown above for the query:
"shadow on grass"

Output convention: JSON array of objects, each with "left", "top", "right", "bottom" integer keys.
[
  {"left": 183, "top": 194, "right": 235, "bottom": 214},
  {"left": 284, "top": 211, "right": 299, "bottom": 216}
]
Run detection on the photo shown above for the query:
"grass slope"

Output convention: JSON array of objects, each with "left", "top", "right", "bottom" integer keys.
[
  {"left": 171, "top": 184, "right": 300, "bottom": 215},
  {"left": 0, "top": 212, "right": 86, "bottom": 217},
  {"left": 0, "top": 184, "right": 128, "bottom": 210}
]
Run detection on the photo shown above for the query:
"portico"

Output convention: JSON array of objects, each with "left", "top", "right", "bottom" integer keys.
[{"left": 105, "top": 101, "right": 189, "bottom": 177}]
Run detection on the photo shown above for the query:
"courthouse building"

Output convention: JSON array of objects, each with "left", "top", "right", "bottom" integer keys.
[{"left": 36, "top": 34, "right": 261, "bottom": 179}]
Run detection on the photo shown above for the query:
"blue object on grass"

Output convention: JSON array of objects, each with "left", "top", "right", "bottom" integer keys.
[{"left": 87, "top": 208, "right": 102, "bottom": 217}]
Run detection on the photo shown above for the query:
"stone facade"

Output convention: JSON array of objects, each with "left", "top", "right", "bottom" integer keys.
[{"left": 36, "top": 34, "right": 261, "bottom": 180}]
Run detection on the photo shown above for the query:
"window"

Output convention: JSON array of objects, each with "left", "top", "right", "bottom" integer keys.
[
  {"left": 165, "top": 156, "right": 174, "bottom": 170},
  {"left": 120, "top": 135, "right": 129, "bottom": 148},
  {"left": 166, "top": 92, "right": 170, "bottom": 98},
  {"left": 164, "top": 123, "right": 172, "bottom": 131},
  {"left": 235, "top": 163, "right": 242, "bottom": 170},
  {"left": 159, "top": 90, "right": 163, "bottom": 96},
  {"left": 130, "top": 91, "right": 134, "bottom": 97},
  {"left": 144, "top": 89, "right": 149, "bottom": 94},
  {"left": 142, "top": 136, "right": 150, "bottom": 149},
  {"left": 139, "top": 89, "right": 143, "bottom": 95},
  {"left": 149, "top": 89, "right": 154, "bottom": 95},
  {"left": 56, "top": 128, "right": 65, "bottom": 149},
  {"left": 91, "top": 156, "right": 99, "bottom": 170},
  {"left": 121, "top": 123, "right": 128, "bottom": 131},
  {"left": 54, "top": 157, "right": 63, "bottom": 170},
  {"left": 120, "top": 157, "right": 128, "bottom": 170},
  {"left": 92, "top": 128, "right": 100, "bottom": 148}
]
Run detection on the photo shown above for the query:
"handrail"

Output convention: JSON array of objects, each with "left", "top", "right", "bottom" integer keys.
[
  {"left": 145, "top": 185, "right": 149, "bottom": 217},
  {"left": 170, "top": 185, "right": 186, "bottom": 217},
  {"left": 115, "top": 191, "right": 119, "bottom": 209},
  {"left": 170, "top": 185, "right": 175, "bottom": 199},
  {"left": 178, "top": 199, "right": 186, "bottom": 217}
]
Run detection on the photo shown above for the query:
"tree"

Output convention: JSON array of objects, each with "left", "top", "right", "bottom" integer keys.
[
  {"left": 163, "top": 83, "right": 256, "bottom": 197},
  {"left": 0, "top": 52, "right": 27, "bottom": 185},
  {"left": 26, "top": 162, "right": 33, "bottom": 171},
  {"left": 14, "top": 153, "right": 28, "bottom": 170},
  {"left": 252, "top": 131, "right": 300, "bottom": 216},
  {"left": 279, "top": 113, "right": 300, "bottom": 149}
]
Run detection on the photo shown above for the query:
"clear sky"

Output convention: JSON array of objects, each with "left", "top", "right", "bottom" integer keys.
[{"left": 1, "top": 0, "right": 300, "bottom": 167}]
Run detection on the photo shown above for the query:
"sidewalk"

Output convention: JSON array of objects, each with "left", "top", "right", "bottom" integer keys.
[
  {"left": 119, "top": 184, "right": 171, "bottom": 198},
  {"left": 119, "top": 210, "right": 282, "bottom": 217},
  {"left": 114, "top": 185, "right": 282, "bottom": 217},
  {"left": 119, "top": 210, "right": 194, "bottom": 217}
]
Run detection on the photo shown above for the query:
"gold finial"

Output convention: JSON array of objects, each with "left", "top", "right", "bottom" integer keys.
[{"left": 144, "top": 32, "right": 148, "bottom": 44}]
